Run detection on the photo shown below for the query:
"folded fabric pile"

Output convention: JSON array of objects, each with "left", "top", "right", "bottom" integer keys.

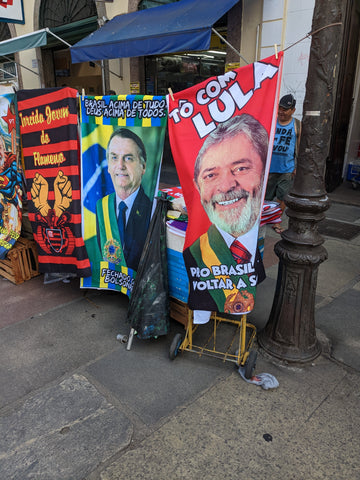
[
  {"left": 260, "top": 201, "right": 283, "bottom": 226},
  {"left": 238, "top": 366, "right": 280, "bottom": 390}
]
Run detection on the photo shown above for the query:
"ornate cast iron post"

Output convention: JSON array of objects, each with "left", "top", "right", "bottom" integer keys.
[{"left": 258, "top": 0, "right": 345, "bottom": 362}]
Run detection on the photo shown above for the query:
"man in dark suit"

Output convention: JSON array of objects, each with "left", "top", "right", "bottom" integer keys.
[
  {"left": 183, "top": 114, "right": 267, "bottom": 314},
  {"left": 96, "top": 128, "right": 152, "bottom": 271}
]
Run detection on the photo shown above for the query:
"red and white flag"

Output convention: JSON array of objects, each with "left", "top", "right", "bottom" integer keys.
[{"left": 168, "top": 53, "right": 283, "bottom": 314}]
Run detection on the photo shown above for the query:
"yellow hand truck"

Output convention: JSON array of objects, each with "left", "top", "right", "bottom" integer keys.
[{"left": 168, "top": 298, "right": 258, "bottom": 379}]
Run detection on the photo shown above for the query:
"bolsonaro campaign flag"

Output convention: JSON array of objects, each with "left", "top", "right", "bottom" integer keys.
[{"left": 79, "top": 94, "right": 167, "bottom": 296}]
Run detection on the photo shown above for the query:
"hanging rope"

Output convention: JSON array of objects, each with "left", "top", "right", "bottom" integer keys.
[
  {"left": 282, "top": 22, "right": 342, "bottom": 53},
  {"left": 212, "top": 22, "right": 342, "bottom": 65}
]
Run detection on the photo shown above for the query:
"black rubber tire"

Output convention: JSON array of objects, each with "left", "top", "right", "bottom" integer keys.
[
  {"left": 169, "top": 333, "right": 183, "bottom": 360},
  {"left": 244, "top": 350, "right": 258, "bottom": 379}
]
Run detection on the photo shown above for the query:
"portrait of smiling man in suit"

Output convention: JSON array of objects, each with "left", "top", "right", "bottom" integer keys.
[{"left": 96, "top": 128, "right": 152, "bottom": 272}]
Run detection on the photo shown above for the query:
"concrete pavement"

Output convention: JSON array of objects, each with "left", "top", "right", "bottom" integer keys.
[{"left": 0, "top": 183, "right": 359, "bottom": 479}]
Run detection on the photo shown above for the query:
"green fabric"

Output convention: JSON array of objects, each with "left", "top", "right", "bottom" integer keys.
[
  {"left": 0, "top": 30, "right": 47, "bottom": 56},
  {"left": 96, "top": 193, "right": 126, "bottom": 267},
  {"left": 189, "top": 224, "right": 256, "bottom": 311}
]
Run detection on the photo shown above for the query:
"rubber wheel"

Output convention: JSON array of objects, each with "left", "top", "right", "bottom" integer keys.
[
  {"left": 244, "top": 350, "right": 258, "bottom": 379},
  {"left": 169, "top": 333, "right": 183, "bottom": 360}
]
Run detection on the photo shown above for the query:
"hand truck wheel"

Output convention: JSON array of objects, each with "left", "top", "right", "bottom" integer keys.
[
  {"left": 169, "top": 333, "right": 184, "bottom": 360},
  {"left": 244, "top": 350, "right": 257, "bottom": 379}
]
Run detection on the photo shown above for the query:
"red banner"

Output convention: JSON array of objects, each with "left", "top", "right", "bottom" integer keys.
[
  {"left": 168, "top": 54, "right": 283, "bottom": 314},
  {"left": 17, "top": 87, "right": 91, "bottom": 277}
]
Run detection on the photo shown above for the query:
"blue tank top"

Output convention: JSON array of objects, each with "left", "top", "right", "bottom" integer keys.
[{"left": 270, "top": 119, "right": 296, "bottom": 173}]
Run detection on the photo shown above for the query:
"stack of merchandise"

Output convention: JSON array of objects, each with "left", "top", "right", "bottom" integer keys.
[
  {"left": 260, "top": 201, "right": 283, "bottom": 227},
  {"left": 160, "top": 187, "right": 189, "bottom": 302},
  {"left": 258, "top": 201, "right": 283, "bottom": 258}
]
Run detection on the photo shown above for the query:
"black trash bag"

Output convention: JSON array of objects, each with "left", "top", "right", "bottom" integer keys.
[{"left": 127, "top": 192, "right": 170, "bottom": 339}]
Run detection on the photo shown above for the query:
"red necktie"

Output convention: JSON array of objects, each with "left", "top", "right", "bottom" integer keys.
[{"left": 230, "top": 240, "right": 251, "bottom": 264}]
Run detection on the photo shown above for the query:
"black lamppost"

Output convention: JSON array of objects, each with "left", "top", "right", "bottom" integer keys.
[{"left": 258, "top": 0, "right": 345, "bottom": 362}]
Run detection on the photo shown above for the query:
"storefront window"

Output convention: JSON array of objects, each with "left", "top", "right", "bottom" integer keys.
[
  {"left": 0, "top": 23, "right": 17, "bottom": 89},
  {"left": 145, "top": 53, "right": 225, "bottom": 95},
  {"left": 0, "top": 61, "right": 17, "bottom": 85}
]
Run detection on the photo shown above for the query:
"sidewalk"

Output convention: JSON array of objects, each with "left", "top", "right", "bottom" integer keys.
[{"left": 0, "top": 184, "right": 359, "bottom": 479}]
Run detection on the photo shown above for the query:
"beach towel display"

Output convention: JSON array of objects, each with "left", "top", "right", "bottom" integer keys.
[
  {"left": 168, "top": 54, "right": 283, "bottom": 314},
  {"left": 79, "top": 94, "right": 167, "bottom": 296},
  {"left": 0, "top": 91, "right": 22, "bottom": 259},
  {"left": 17, "top": 87, "right": 91, "bottom": 277}
]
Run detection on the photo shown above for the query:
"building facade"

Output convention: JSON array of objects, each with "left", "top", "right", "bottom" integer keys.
[
  {"left": 0, "top": 0, "right": 130, "bottom": 94},
  {"left": 0, "top": 0, "right": 359, "bottom": 190}
]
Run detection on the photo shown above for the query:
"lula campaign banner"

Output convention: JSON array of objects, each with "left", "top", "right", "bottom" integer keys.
[
  {"left": 168, "top": 53, "right": 283, "bottom": 315},
  {"left": 17, "top": 87, "right": 91, "bottom": 277},
  {"left": 80, "top": 94, "right": 167, "bottom": 296},
  {"left": 0, "top": 92, "right": 22, "bottom": 259}
]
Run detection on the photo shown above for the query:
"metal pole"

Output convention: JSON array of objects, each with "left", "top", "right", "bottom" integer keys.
[
  {"left": 101, "top": 60, "right": 106, "bottom": 95},
  {"left": 0, "top": 54, "right": 40, "bottom": 76},
  {"left": 126, "top": 328, "right": 136, "bottom": 351},
  {"left": 46, "top": 28, "right": 72, "bottom": 47},
  {"left": 258, "top": 0, "right": 345, "bottom": 363},
  {"left": 211, "top": 28, "right": 250, "bottom": 65},
  {"left": 47, "top": 28, "right": 122, "bottom": 80}
]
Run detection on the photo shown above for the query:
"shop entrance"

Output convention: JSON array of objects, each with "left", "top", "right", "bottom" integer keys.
[
  {"left": 39, "top": 0, "right": 101, "bottom": 93},
  {"left": 48, "top": 46, "right": 102, "bottom": 95},
  {"left": 326, "top": 0, "right": 360, "bottom": 192}
]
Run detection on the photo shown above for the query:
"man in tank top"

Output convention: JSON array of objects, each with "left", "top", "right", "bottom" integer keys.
[{"left": 265, "top": 94, "right": 301, "bottom": 233}]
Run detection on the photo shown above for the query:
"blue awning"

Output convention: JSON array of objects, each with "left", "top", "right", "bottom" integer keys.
[{"left": 70, "top": 0, "right": 239, "bottom": 64}]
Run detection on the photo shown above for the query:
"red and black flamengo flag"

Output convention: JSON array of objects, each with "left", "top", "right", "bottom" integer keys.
[{"left": 17, "top": 87, "right": 91, "bottom": 277}]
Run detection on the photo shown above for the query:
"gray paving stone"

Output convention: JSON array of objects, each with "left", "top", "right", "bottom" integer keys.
[
  {"left": 86, "top": 345, "right": 231, "bottom": 426},
  {"left": 101, "top": 357, "right": 358, "bottom": 480},
  {"left": 0, "top": 293, "right": 126, "bottom": 409},
  {"left": 325, "top": 202, "right": 360, "bottom": 223},
  {"left": 316, "top": 288, "right": 360, "bottom": 369},
  {"left": 0, "top": 374, "right": 132, "bottom": 480}
]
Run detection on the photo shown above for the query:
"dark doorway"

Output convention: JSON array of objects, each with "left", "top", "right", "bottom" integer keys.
[
  {"left": 326, "top": 0, "right": 360, "bottom": 192},
  {"left": 38, "top": 0, "right": 101, "bottom": 91}
]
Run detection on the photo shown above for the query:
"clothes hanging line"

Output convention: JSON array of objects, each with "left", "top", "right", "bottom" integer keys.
[{"left": 282, "top": 22, "right": 342, "bottom": 53}]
